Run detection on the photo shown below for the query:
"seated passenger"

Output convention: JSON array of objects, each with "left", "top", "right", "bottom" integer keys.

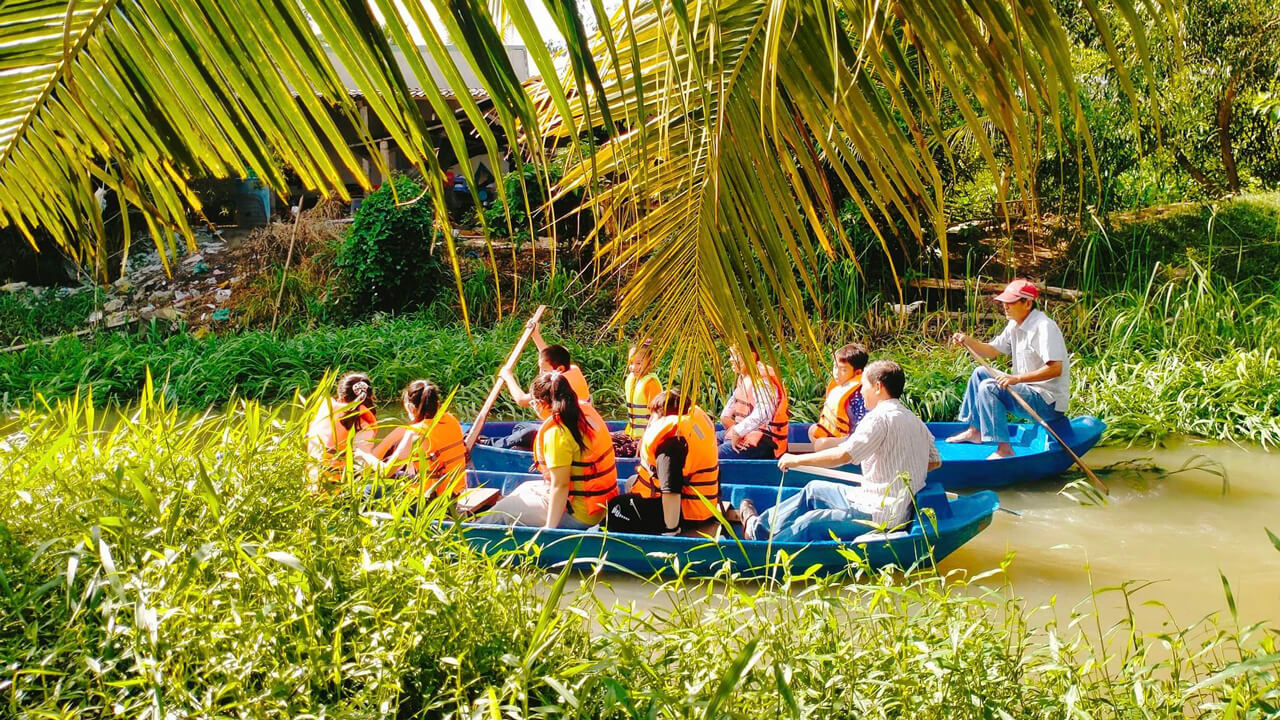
[
  {"left": 718, "top": 344, "right": 790, "bottom": 459},
  {"left": 735, "top": 361, "right": 940, "bottom": 542},
  {"left": 613, "top": 339, "right": 663, "bottom": 457},
  {"left": 306, "top": 372, "right": 377, "bottom": 493},
  {"left": 481, "top": 372, "right": 618, "bottom": 528},
  {"left": 604, "top": 390, "right": 720, "bottom": 535},
  {"left": 807, "top": 342, "right": 869, "bottom": 450},
  {"left": 361, "top": 380, "right": 468, "bottom": 499}
]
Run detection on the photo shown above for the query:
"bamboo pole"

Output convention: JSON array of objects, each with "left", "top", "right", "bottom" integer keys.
[{"left": 464, "top": 305, "right": 547, "bottom": 451}]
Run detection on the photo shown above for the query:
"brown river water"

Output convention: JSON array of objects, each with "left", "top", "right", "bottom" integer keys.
[{"left": 594, "top": 441, "right": 1280, "bottom": 629}]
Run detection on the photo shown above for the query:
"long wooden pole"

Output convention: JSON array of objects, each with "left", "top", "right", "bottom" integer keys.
[
  {"left": 787, "top": 464, "right": 1022, "bottom": 516},
  {"left": 464, "top": 305, "right": 547, "bottom": 451},
  {"left": 959, "top": 343, "right": 1108, "bottom": 495}
]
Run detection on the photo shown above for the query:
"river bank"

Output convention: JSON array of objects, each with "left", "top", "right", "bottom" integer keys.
[{"left": 3, "top": 298, "right": 1278, "bottom": 448}]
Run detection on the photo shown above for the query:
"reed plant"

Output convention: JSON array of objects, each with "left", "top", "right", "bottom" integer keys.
[{"left": 2, "top": 388, "right": 1278, "bottom": 717}]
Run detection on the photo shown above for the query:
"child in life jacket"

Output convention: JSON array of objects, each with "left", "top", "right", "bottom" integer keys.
[
  {"left": 612, "top": 339, "right": 662, "bottom": 457},
  {"left": 306, "top": 372, "right": 378, "bottom": 493},
  {"left": 481, "top": 372, "right": 618, "bottom": 528},
  {"left": 361, "top": 380, "right": 469, "bottom": 498},
  {"left": 491, "top": 320, "right": 593, "bottom": 449},
  {"left": 808, "top": 343, "right": 869, "bottom": 450}
]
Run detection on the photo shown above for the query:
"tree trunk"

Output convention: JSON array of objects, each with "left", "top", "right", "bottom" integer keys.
[
  {"left": 1217, "top": 73, "right": 1242, "bottom": 194},
  {"left": 1174, "top": 147, "right": 1220, "bottom": 195}
]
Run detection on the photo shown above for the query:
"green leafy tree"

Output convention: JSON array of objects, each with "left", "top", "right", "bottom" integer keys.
[{"left": 336, "top": 176, "right": 442, "bottom": 312}]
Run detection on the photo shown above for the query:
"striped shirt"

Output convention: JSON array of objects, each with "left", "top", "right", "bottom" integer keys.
[
  {"left": 837, "top": 399, "right": 940, "bottom": 527},
  {"left": 721, "top": 376, "right": 780, "bottom": 437}
]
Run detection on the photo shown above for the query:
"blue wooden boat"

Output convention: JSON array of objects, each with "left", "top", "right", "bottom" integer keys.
[
  {"left": 457, "top": 470, "right": 999, "bottom": 577},
  {"left": 467, "top": 416, "right": 1105, "bottom": 490}
]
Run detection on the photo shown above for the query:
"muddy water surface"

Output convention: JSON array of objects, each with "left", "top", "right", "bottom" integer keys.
[
  {"left": 594, "top": 441, "right": 1280, "bottom": 629},
  {"left": 940, "top": 441, "right": 1280, "bottom": 627}
]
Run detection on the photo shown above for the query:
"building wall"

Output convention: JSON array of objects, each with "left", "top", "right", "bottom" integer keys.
[{"left": 326, "top": 45, "right": 531, "bottom": 92}]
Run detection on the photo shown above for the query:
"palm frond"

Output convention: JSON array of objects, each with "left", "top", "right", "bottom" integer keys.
[{"left": 544, "top": 0, "right": 1159, "bottom": 396}]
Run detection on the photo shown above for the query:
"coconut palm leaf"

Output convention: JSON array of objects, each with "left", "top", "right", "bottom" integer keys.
[
  {"left": 535, "top": 0, "right": 1161, "bottom": 389},
  {"left": 0, "top": 0, "right": 584, "bottom": 321},
  {"left": 0, "top": 0, "right": 1161, "bottom": 387}
]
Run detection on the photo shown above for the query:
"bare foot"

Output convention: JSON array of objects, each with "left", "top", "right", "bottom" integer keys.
[
  {"left": 986, "top": 443, "right": 1015, "bottom": 460},
  {"left": 946, "top": 427, "right": 983, "bottom": 444}
]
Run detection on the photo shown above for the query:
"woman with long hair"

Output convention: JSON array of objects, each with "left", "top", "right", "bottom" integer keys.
[
  {"left": 306, "top": 372, "right": 378, "bottom": 492},
  {"left": 482, "top": 371, "right": 618, "bottom": 528},
  {"left": 364, "top": 379, "right": 468, "bottom": 498}
]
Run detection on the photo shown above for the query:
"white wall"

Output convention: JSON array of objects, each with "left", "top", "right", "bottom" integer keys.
[{"left": 327, "top": 45, "right": 530, "bottom": 92}]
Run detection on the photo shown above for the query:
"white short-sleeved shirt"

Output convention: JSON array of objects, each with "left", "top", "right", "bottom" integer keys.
[
  {"left": 989, "top": 308, "right": 1070, "bottom": 412},
  {"left": 837, "top": 399, "right": 941, "bottom": 527}
]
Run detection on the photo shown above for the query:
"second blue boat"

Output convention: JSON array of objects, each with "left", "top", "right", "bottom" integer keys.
[{"left": 468, "top": 417, "right": 1106, "bottom": 490}]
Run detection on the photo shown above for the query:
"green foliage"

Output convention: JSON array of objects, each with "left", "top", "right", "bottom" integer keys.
[
  {"left": 3, "top": 394, "right": 1280, "bottom": 716},
  {"left": 0, "top": 287, "right": 99, "bottom": 346},
  {"left": 336, "top": 176, "right": 444, "bottom": 313}
]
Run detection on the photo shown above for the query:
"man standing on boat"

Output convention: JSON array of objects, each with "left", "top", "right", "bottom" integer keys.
[
  {"left": 946, "top": 279, "right": 1070, "bottom": 459},
  {"left": 735, "top": 360, "right": 940, "bottom": 542}
]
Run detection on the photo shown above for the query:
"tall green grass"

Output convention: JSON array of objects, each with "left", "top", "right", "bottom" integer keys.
[{"left": 2, "top": 390, "right": 1278, "bottom": 716}]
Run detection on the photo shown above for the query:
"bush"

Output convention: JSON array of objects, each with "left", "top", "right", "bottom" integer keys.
[{"left": 336, "top": 176, "right": 444, "bottom": 313}]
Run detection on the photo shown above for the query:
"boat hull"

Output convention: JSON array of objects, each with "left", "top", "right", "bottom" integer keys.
[
  {"left": 455, "top": 470, "right": 999, "bottom": 577},
  {"left": 468, "top": 417, "right": 1106, "bottom": 490}
]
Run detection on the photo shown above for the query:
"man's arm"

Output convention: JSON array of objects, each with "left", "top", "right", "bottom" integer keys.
[
  {"left": 950, "top": 332, "right": 1003, "bottom": 359},
  {"left": 996, "top": 360, "right": 1063, "bottom": 388},
  {"left": 778, "top": 443, "right": 853, "bottom": 471}
]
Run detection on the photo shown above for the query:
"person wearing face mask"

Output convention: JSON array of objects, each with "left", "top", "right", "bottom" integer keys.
[{"left": 718, "top": 343, "right": 790, "bottom": 459}]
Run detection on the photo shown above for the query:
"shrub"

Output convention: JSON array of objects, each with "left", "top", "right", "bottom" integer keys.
[{"left": 336, "top": 176, "right": 444, "bottom": 313}]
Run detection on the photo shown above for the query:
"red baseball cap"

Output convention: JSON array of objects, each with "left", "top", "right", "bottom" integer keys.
[{"left": 994, "top": 279, "right": 1039, "bottom": 303}]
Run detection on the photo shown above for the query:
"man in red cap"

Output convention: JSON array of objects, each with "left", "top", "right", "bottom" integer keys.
[{"left": 946, "top": 279, "right": 1070, "bottom": 459}]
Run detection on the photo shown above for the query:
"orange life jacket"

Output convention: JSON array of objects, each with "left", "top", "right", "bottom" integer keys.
[
  {"left": 308, "top": 399, "right": 377, "bottom": 474},
  {"left": 534, "top": 404, "right": 618, "bottom": 521},
  {"left": 726, "top": 365, "right": 789, "bottom": 457},
  {"left": 635, "top": 406, "right": 721, "bottom": 523},
  {"left": 623, "top": 372, "right": 662, "bottom": 439},
  {"left": 405, "top": 412, "right": 468, "bottom": 497},
  {"left": 563, "top": 365, "right": 593, "bottom": 405},
  {"left": 812, "top": 375, "right": 862, "bottom": 439}
]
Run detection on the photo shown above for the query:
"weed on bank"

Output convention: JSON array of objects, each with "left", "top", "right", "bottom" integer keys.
[{"left": 1, "top": 390, "right": 1278, "bottom": 717}]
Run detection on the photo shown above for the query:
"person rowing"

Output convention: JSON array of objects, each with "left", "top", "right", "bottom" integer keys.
[
  {"left": 490, "top": 321, "right": 593, "bottom": 450},
  {"left": 946, "top": 279, "right": 1071, "bottom": 459}
]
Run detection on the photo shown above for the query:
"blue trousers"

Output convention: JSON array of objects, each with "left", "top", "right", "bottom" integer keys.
[
  {"left": 957, "top": 367, "right": 1064, "bottom": 444},
  {"left": 751, "top": 479, "right": 873, "bottom": 543},
  {"left": 490, "top": 422, "right": 540, "bottom": 449}
]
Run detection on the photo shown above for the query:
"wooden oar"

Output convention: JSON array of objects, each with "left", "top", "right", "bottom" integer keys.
[
  {"left": 786, "top": 464, "right": 1022, "bottom": 516},
  {"left": 464, "top": 305, "right": 547, "bottom": 452},
  {"left": 958, "top": 343, "right": 1108, "bottom": 495}
]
